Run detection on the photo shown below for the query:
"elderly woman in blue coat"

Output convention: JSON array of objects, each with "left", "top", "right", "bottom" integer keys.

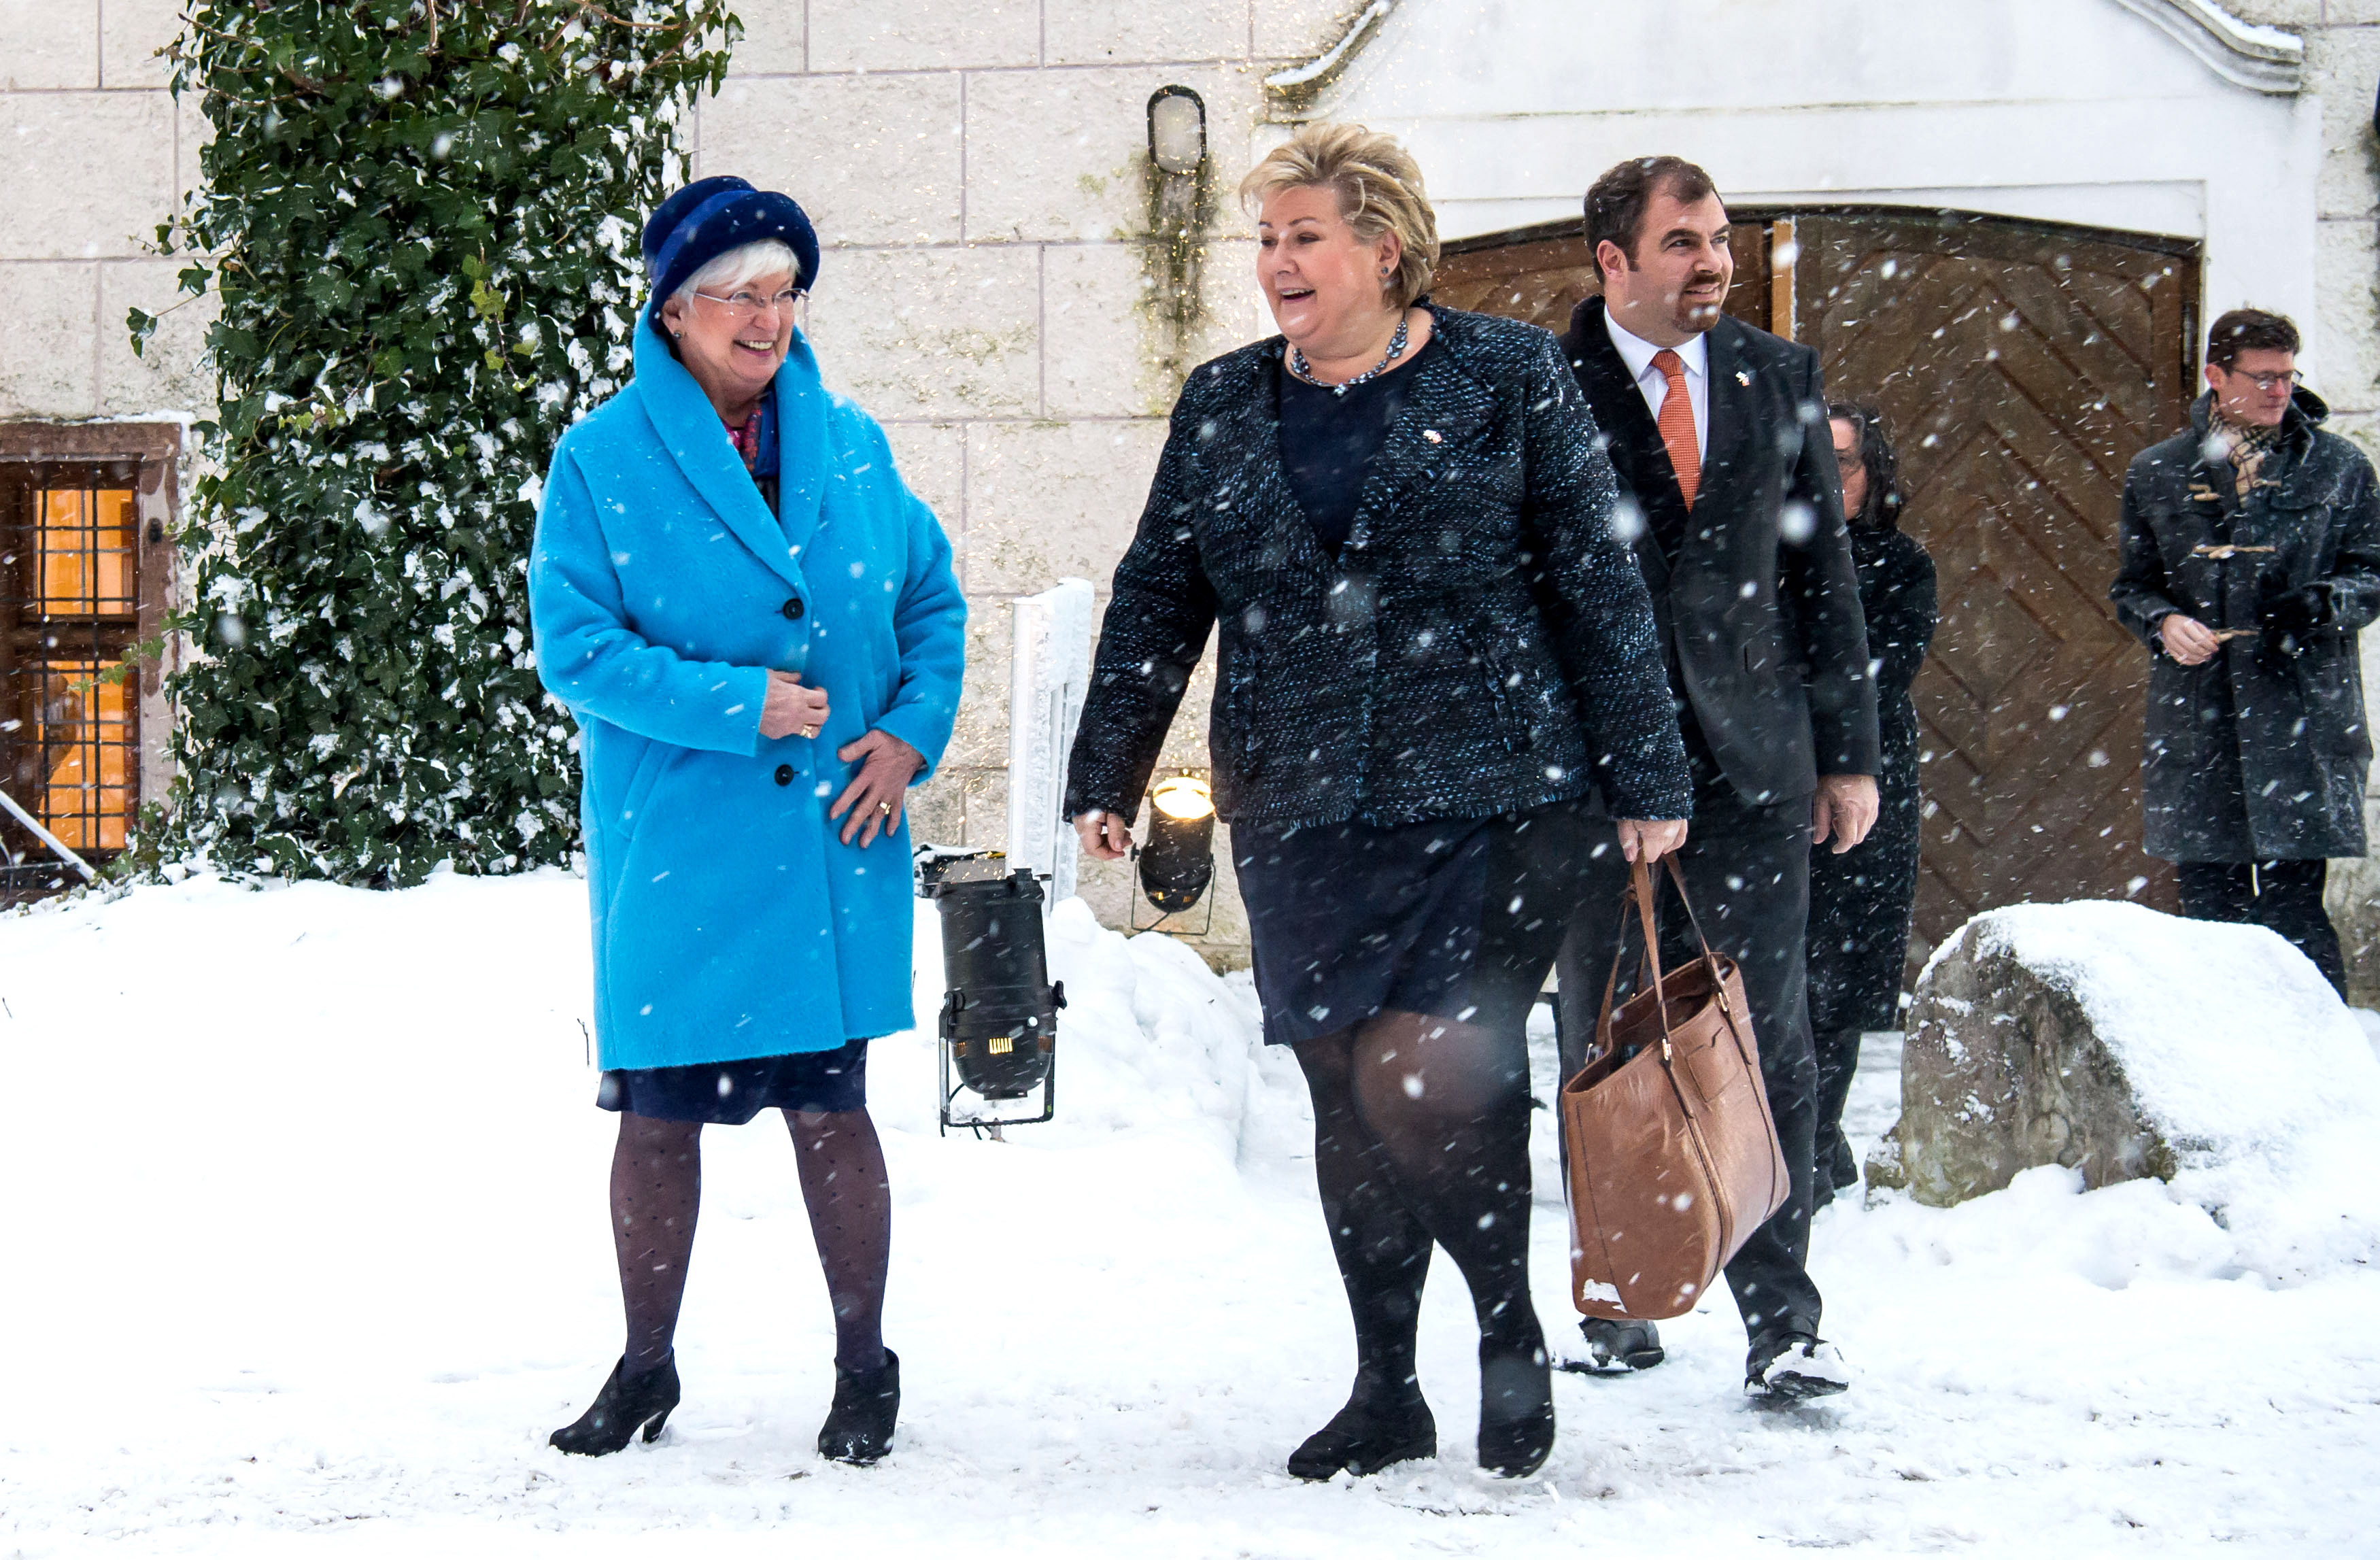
[{"left": 530, "top": 177, "right": 966, "bottom": 1467}]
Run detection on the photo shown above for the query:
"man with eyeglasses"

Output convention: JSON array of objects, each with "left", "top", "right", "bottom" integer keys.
[{"left": 2112, "top": 308, "right": 2380, "bottom": 996}]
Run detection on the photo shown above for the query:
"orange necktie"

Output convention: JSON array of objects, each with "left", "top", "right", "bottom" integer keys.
[{"left": 1652, "top": 348, "right": 1701, "bottom": 509}]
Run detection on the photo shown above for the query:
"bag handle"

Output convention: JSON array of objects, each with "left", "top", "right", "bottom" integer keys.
[{"left": 1596, "top": 856, "right": 1744, "bottom": 1061}]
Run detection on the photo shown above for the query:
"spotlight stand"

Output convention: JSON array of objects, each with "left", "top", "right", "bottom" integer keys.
[{"left": 915, "top": 847, "right": 1065, "bottom": 1137}]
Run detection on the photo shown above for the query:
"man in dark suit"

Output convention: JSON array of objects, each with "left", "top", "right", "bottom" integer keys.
[{"left": 1553, "top": 156, "right": 1880, "bottom": 1400}]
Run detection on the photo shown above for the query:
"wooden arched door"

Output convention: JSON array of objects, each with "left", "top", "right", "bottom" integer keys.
[{"left": 1435, "top": 209, "right": 2201, "bottom": 982}]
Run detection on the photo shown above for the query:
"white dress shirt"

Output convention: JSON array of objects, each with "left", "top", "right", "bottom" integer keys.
[{"left": 1603, "top": 307, "right": 1710, "bottom": 459}]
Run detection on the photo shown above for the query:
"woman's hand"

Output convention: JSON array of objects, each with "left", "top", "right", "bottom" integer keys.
[
  {"left": 760, "top": 671, "right": 831, "bottom": 740},
  {"left": 831, "top": 731, "right": 925, "bottom": 847},
  {"left": 1074, "top": 809, "right": 1134, "bottom": 862},
  {"left": 1618, "top": 817, "right": 1688, "bottom": 864}
]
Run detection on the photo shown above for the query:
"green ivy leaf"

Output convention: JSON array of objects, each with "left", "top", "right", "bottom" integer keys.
[{"left": 139, "top": 0, "right": 734, "bottom": 888}]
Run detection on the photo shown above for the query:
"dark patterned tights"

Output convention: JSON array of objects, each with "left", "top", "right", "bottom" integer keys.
[
  {"left": 611, "top": 1107, "right": 891, "bottom": 1375},
  {"left": 1295, "top": 1006, "right": 1542, "bottom": 1396}
]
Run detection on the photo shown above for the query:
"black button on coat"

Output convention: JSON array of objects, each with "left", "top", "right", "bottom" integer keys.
[
  {"left": 2110, "top": 387, "right": 2380, "bottom": 862},
  {"left": 1064, "top": 305, "right": 1692, "bottom": 828}
]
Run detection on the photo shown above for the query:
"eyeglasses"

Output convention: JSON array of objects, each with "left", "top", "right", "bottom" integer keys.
[
  {"left": 2219, "top": 367, "right": 2302, "bottom": 392},
  {"left": 691, "top": 286, "right": 807, "bottom": 324}
]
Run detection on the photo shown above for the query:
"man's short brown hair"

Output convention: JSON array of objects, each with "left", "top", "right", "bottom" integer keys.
[
  {"left": 1584, "top": 156, "right": 1720, "bottom": 282},
  {"left": 2206, "top": 308, "right": 2300, "bottom": 370}
]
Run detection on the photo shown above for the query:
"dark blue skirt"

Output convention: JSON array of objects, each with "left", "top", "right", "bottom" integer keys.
[
  {"left": 1234, "top": 800, "right": 1595, "bottom": 1047},
  {"left": 596, "top": 1036, "right": 871, "bottom": 1124}
]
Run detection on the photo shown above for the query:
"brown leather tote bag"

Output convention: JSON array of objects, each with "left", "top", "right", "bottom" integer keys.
[{"left": 1560, "top": 858, "right": 1790, "bottom": 1322}]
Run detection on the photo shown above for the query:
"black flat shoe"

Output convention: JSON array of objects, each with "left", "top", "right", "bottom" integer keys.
[
  {"left": 818, "top": 1349, "right": 900, "bottom": 1464},
  {"left": 1287, "top": 1377, "right": 1435, "bottom": 1480},
  {"left": 1476, "top": 1339, "right": 1554, "bottom": 1479},
  {"left": 1563, "top": 1316, "right": 1665, "bottom": 1374},
  {"left": 551, "top": 1354, "right": 680, "bottom": 1455}
]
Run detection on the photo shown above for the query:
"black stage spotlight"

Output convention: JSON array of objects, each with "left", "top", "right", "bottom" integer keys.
[
  {"left": 915, "top": 849, "right": 1065, "bottom": 1135},
  {"left": 1138, "top": 773, "right": 1215, "bottom": 915}
]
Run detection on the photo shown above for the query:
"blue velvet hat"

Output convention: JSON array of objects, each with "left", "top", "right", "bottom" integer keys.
[{"left": 641, "top": 175, "right": 820, "bottom": 324}]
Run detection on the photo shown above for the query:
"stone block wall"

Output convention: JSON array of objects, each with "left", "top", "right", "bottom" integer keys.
[
  {"left": 0, "top": 0, "right": 214, "bottom": 421},
  {"left": 2234, "top": 3, "right": 2380, "bottom": 1000},
  {"left": 37, "top": 0, "right": 2380, "bottom": 987},
  {"left": 687, "top": 1, "right": 1357, "bottom": 966}
]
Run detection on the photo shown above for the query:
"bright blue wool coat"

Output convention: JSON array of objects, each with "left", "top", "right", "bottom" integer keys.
[{"left": 530, "top": 318, "right": 966, "bottom": 1070}]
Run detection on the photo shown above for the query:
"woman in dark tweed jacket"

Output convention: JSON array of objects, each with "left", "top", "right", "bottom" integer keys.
[{"left": 1064, "top": 124, "right": 1690, "bottom": 1482}]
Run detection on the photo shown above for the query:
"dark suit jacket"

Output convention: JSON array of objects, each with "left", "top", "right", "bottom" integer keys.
[{"left": 1557, "top": 296, "right": 1880, "bottom": 804}]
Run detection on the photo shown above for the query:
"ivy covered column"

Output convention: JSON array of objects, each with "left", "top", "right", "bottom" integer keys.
[{"left": 141, "top": 1, "right": 734, "bottom": 885}]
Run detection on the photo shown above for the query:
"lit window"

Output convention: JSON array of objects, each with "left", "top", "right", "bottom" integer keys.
[{"left": 2, "top": 474, "right": 145, "bottom": 873}]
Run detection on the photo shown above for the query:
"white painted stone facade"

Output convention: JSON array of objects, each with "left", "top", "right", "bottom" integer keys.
[{"left": 7, "top": 0, "right": 2380, "bottom": 976}]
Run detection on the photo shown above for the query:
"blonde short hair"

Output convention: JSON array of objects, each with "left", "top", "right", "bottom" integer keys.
[{"left": 1240, "top": 122, "right": 1439, "bottom": 309}]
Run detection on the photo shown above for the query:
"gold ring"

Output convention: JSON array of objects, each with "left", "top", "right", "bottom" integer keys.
[
  {"left": 800, "top": 724, "right": 817, "bottom": 739},
  {"left": 877, "top": 801, "right": 891, "bottom": 815}
]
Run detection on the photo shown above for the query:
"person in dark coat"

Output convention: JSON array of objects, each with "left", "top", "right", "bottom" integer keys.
[
  {"left": 1552, "top": 156, "right": 1880, "bottom": 1400},
  {"left": 1066, "top": 123, "right": 1692, "bottom": 1483},
  {"left": 2111, "top": 307, "right": 2380, "bottom": 997},
  {"left": 530, "top": 178, "right": 968, "bottom": 1467},
  {"left": 1805, "top": 404, "right": 1937, "bottom": 1209}
]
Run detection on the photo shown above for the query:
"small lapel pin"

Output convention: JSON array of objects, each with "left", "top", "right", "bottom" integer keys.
[
  {"left": 1423, "top": 428, "right": 1442, "bottom": 443},
  {"left": 1735, "top": 369, "right": 1754, "bottom": 387}
]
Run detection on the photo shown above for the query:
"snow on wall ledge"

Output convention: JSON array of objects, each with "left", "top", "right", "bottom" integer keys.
[{"left": 1888, "top": 899, "right": 2380, "bottom": 1281}]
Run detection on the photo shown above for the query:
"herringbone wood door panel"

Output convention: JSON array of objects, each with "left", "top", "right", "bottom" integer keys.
[
  {"left": 1791, "top": 214, "right": 2194, "bottom": 972},
  {"left": 1437, "top": 210, "right": 2198, "bottom": 985}
]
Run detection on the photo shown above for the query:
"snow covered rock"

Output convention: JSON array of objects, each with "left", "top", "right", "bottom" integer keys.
[{"left": 1869, "top": 900, "right": 2380, "bottom": 1278}]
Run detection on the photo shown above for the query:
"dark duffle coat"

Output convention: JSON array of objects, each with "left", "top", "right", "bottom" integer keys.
[
  {"left": 1064, "top": 304, "right": 1692, "bottom": 829},
  {"left": 1806, "top": 524, "right": 1937, "bottom": 1034},
  {"left": 2110, "top": 387, "right": 2380, "bottom": 862}
]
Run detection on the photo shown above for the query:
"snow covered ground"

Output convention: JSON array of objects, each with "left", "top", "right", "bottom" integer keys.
[{"left": 3, "top": 870, "right": 2375, "bottom": 1556}]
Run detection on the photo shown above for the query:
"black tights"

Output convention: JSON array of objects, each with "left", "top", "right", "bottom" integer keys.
[
  {"left": 611, "top": 1107, "right": 891, "bottom": 1375},
  {"left": 1295, "top": 1007, "right": 1540, "bottom": 1397}
]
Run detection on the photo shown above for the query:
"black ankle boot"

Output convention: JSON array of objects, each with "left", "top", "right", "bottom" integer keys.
[
  {"left": 1476, "top": 1338, "right": 1554, "bottom": 1478},
  {"left": 817, "top": 1349, "right": 900, "bottom": 1464},
  {"left": 1288, "top": 1372, "right": 1435, "bottom": 1479},
  {"left": 551, "top": 1354, "right": 680, "bottom": 1455}
]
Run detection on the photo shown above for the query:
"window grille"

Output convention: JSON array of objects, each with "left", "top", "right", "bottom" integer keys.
[{"left": 0, "top": 471, "right": 143, "bottom": 888}]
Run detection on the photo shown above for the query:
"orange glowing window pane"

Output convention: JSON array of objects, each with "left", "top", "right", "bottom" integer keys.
[
  {"left": 37, "top": 666, "right": 133, "bottom": 851},
  {"left": 35, "top": 488, "right": 137, "bottom": 615}
]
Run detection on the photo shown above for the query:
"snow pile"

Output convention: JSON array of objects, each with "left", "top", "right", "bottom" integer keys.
[
  {"left": 3, "top": 872, "right": 2377, "bottom": 1553},
  {"left": 1931, "top": 900, "right": 2380, "bottom": 1279}
]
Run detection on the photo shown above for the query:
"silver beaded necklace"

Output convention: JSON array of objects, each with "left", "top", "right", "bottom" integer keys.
[{"left": 1287, "top": 313, "right": 1412, "bottom": 396}]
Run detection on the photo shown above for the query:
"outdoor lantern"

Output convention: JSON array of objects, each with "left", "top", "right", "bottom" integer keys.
[
  {"left": 915, "top": 849, "right": 1064, "bottom": 1134},
  {"left": 1146, "top": 85, "right": 1206, "bottom": 175},
  {"left": 1138, "top": 774, "right": 1215, "bottom": 914}
]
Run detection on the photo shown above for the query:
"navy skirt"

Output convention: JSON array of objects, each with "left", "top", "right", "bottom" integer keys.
[
  {"left": 596, "top": 1036, "right": 871, "bottom": 1124},
  {"left": 1234, "top": 800, "right": 1597, "bottom": 1047}
]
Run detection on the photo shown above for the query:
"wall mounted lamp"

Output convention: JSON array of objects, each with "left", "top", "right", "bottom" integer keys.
[{"left": 1147, "top": 84, "right": 1207, "bottom": 175}]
